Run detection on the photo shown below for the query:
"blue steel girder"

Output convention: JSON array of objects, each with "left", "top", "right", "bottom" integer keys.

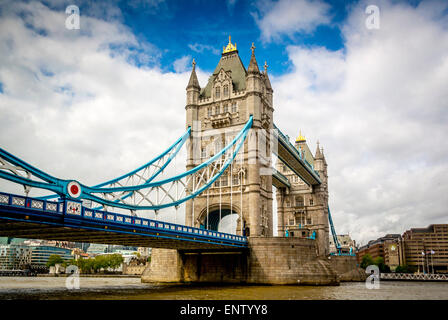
[
  {"left": 0, "top": 191, "right": 247, "bottom": 249},
  {"left": 75, "top": 116, "right": 253, "bottom": 211},
  {"left": 38, "top": 127, "right": 192, "bottom": 202},
  {"left": 328, "top": 206, "right": 342, "bottom": 252},
  {"left": 0, "top": 117, "right": 253, "bottom": 212}
]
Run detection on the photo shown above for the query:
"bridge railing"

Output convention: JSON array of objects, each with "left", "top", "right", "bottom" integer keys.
[
  {"left": 0, "top": 191, "right": 248, "bottom": 246},
  {"left": 380, "top": 273, "right": 448, "bottom": 281},
  {"left": 0, "top": 192, "right": 63, "bottom": 214}
]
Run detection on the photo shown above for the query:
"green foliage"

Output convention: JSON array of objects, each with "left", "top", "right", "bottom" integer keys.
[
  {"left": 73, "top": 254, "right": 124, "bottom": 274},
  {"left": 147, "top": 256, "right": 151, "bottom": 263},
  {"left": 373, "top": 257, "right": 390, "bottom": 273},
  {"left": 360, "top": 254, "right": 391, "bottom": 273},
  {"left": 360, "top": 254, "right": 374, "bottom": 269},
  {"left": 395, "top": 264, "right": 412, "bottom": 273},
  {"left": 46, "top": 254, "right": 64, "bottom": 267}
]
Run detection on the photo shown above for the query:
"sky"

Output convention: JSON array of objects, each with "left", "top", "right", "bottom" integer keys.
[{"left": 0, "top": 0, "right": 447, "bottom": 245}]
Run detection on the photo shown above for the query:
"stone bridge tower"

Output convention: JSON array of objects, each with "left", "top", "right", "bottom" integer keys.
[
  {"left": 185, "top": 37, "right": 274, "bottom": 237},
  {"left": 276, "top": 135, "right": 330, "bottom": 256}
]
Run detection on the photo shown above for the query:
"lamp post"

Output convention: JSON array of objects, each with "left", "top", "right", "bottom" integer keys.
[
  {"left": 430, "top": 250, "right": 435, "bottom": 274},
  {"left": 421, "top": 251, "right": 425, "bottom": 274}
]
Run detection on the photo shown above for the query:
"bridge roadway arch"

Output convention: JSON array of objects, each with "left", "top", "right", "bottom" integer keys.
[{"left": 197, "top": 203, "right": 249, "bottom": 235}]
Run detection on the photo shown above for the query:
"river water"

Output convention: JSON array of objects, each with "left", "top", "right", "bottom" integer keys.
[{"left": 0, "top": 277, "right": 447, "bottom": 300}]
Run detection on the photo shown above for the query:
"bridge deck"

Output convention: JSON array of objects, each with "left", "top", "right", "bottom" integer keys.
[
  {"left": 0, "top": 192, "right": 247, "bottom": 250},
  {"left": 272, "top": 169, "right": 290, "bottom": 189},
  {"left": 274, "top": 125, "right": 321, "bottom": 186}
]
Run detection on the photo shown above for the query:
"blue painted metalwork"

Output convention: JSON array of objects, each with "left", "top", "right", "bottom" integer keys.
[
  {"left": 328, "top": 206, "right": 347, "bottom": 256},
  {"left": 0, "top": 117, "right": 252, "bottom": 211},
  {"left": 0, "top": 191, "right": 247, "bottom": 247},
  {"left": 38, "top": 127, "right": 192, "bottom": 201},
  {"left": 95, "top": 127, "right": 191, "bottom": 188},
  {"left": 89, "top": 116, "right": 253, "bottom": 194}
]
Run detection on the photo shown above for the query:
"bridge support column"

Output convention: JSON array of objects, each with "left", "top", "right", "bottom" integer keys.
[
  {"left": 142, "top": 238, "right": 343, "bottom": 285},
  {"left": 141, "top": 248, "right": 183, "bottom": 283}
]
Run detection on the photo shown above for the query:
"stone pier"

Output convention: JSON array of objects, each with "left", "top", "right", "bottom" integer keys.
[{"left": 142, "top": 237, "right": 344, "bottom": 285}]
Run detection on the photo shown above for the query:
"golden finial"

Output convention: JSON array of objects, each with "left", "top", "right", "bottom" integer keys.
[
  {"left": 296, "top": 130, "right": 306, "bottom": 142},
  {"left": 223, "top": 35, "right": 237, "bottom": 54},
  {"left": 251, "top": 42, "right": 256, "bottom": 55},
  {"left": 192, "top": 58, "right": 196, "bottom": 68},
  {"left": 264, "top": 61, "right": 268, "bottom": 72}
]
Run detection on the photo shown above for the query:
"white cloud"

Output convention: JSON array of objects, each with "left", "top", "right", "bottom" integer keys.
[
  {"left": 273, "top": 0, "right": 448, "bottom": 245},
  {"left": 1, "top": 0, "right": 448, "bottom": 247},
  {"left": 0, "top": 0, "right": 189, "bottom": 222},
  {"left": 173, "top": 55, "right": 192, "bottom": 73},
  {"left": 252, "top": 0, "right": 331, "bottom": 42},
  {"left": 188, "top": 43, "right": 220, "bottom": 55}
]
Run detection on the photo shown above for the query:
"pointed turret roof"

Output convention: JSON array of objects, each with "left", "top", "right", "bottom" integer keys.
[
  {"left": 200, "top": 38, "right": 247, "bottom": 98},
  {"left": 187, "top": 59, "right": 200, "bottom": 90},
  {"left": 263, "top": 61, "right": 272, "bottom": 90},
  {"left": 315, "top": 141, "right": 323, "bottom": 159},
  {"left": 247, "top": 43, "right": 260, "bottom": 74},
  {"left": 321, "top": 147, "right": 327, "bottom": 164}
]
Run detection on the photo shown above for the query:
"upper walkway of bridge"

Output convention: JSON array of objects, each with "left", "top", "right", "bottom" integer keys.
[{"left": 273, "top": 124, "right": 322, "bottom": 187}]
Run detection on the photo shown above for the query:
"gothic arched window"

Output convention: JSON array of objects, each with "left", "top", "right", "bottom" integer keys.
[
  {"left": 215, "top": 87, "right": 220, "bottom": 98},
  {"left": 223, "top": 85, "right": 229, "bottom": 97},
  {"left": 295, "top": 196, "right": 304, "bottom": 207}
]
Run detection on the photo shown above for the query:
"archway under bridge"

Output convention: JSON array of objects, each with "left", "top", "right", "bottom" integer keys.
[{"left": 199, "top": 206, "right": 249, "bottom": 236}]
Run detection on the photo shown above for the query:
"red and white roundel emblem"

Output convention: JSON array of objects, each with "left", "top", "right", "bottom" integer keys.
[{"left": 67, "top": 181, "right": 81, "bottom": 198}]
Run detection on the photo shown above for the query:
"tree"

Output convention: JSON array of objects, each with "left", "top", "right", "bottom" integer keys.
[
  {"left": 46, "top": 254, "right": 64, "bottom": 267},
  {"left": 395, "top": 264, "right": 412, "bottom": 273},
  {"left": 374, "top": 257, "right": 390, "bottom": 273},
  {"left": 109, "top": 254, "right": 124, "bottom": 270},
  {"left": 360, "top": 254, "right": 374, "bottom": 269}
]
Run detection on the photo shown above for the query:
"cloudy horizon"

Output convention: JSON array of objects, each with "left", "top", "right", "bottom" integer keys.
[{"left": 0, "top": 0, "right": 447, "bottom": 246}]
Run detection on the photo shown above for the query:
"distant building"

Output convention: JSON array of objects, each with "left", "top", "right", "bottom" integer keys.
[
  {"left": 399, "top": 224, "right": 448, "bottom": 274},
  {"left": 86, "top": 243, "right": 108, "bottom": 255},
  {"left": 0, "top": 244, "right": 32, "bottom": 270},
  {"left": 0, "top": 237, "right": 27, "bottom": 245},
  {"left": 0, "top": 244, "right": 73, "bottom": 270},
  {"left": 356, "top": 234, "right": 401, "bottom": 269},
  {"left": 137, "top": 247, "right": 151, "bottom": 258},
  {"left": 329, "top": 234, "right": 356, "bottom": 254},
  {"left": 28, "top": 245, "right": 73, "bottom": 266}
]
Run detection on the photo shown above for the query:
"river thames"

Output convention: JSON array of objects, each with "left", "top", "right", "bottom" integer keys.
[{"left": 0, "top": 277, "right": 447, "bottom": 299}]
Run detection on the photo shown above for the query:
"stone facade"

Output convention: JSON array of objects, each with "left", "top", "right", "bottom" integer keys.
[
  {"left": 185, "top": 41, "right": 274, "bottom": 237},
  {"left": 276, "top": 140, "right": 330, "bottom": 257},
  {"left": 142, "top": 237, "right": 339, "bottom": 285},
  {"left": 143, "top": 38, "right": 361, "bottom": 286},
  {"left": 328, "top": 255, "right": 366, "bottom": 282}
]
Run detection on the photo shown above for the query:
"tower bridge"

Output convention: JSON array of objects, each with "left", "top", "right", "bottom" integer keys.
[{"left": 0, "top": 37, "right": 363, "bottom": 285}]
